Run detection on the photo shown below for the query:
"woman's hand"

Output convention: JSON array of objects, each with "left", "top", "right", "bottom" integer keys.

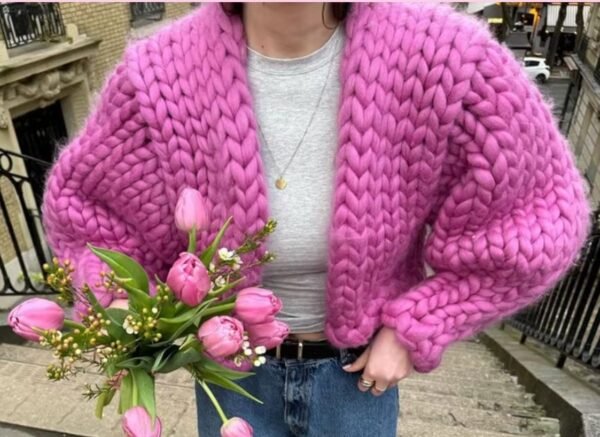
[{"left": 342, "top": 326, "right": 412, "bottom": 395}]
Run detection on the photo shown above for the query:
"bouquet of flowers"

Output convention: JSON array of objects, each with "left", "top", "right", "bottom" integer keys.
[{"left": 8, "top": 188, "right": 288, "bottom": 437}]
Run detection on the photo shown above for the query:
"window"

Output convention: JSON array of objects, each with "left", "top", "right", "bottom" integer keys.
[
  {"left": 130, "top": 3, "right": 165, "bottom": 26},
  {"left": 524, "top": 60, "right": 540, "bottom": 67},
  {"left": 0, "top": 3, "right": 65, "bottom": 49}
]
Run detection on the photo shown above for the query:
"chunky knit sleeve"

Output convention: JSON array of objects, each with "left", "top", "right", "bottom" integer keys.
[
  {"left": 380, "top": 27, "right": 591, "bottom": 372},
  {"left": 42, "top": 50, "right": 154, "bottom": 306}
]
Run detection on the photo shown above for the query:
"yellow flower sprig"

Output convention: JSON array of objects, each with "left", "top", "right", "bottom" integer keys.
[{"left": 43, "top": 258, "right": 75, "bottom": 305}]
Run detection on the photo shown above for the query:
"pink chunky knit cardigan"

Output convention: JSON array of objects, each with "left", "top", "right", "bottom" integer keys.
[{"left": 42, "top": 3, "right": 590, "bottom": 372}]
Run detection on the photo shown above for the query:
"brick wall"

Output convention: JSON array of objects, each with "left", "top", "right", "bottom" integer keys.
[{"left": 59, "top": 2, "right": 195, "bottom": 92}]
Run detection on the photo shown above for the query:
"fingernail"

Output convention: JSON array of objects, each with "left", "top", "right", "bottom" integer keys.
[{"left": 342, "top": 364, "right": 351, "bottom": 370}]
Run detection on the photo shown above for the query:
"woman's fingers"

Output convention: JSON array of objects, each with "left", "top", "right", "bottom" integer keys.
[
  {"left": 371, "top": 381, "right": 390, "bottom": 397},
  {"left": 342, "top": 347, "right": 370, "bottom": 373},
  {"left": 342, "top": 347, "right": 375, "bottom": 392}
]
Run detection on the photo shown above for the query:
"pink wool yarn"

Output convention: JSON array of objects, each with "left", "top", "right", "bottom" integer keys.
[{"left": 42, "top": 3, "right": 591, "bottom": 372}]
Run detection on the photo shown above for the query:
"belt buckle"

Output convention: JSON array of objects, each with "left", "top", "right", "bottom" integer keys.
[{"left": 297, "top": 340, "right": 303, "bottom": 360}]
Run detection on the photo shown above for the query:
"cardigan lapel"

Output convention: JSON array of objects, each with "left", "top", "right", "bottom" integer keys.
[{"left": 187, "top": 3, "right": 378, "bottom": 288}]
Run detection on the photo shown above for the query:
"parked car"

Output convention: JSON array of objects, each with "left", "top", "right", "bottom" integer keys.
[{"left": 522, "top": 57, "right": 551, "bottom": 83}]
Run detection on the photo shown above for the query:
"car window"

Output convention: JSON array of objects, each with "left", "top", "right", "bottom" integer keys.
[{"left": 524, "top": 60, "right": 540, "bottom": 67}]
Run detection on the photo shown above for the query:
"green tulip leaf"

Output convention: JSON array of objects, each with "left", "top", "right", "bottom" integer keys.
[
  {"left": 87, "top": 244, "right": 149, "bottom": 292},
  {"left": 95, "top": 387, "right": 116, "bottom": 419},
  {"left": 200, "top": 216, "right": 233, "bottom": 266},
  {"left": 199, "top": 358, "right": 254, "bottom": 381},
  {"left": 118, "top": 372, "right": 134, "bottom": 414},
  {"left": 116, "top": 356, "right": 153, "bottom": 371},
  {"left": 154, "top": 346, "right": 204, "bottom": 374},
  {"left": 151, "top": 345, "right": 178, "bottom": 373},
  {"left": 200, "top": 372, "right": 263, "bottom": 404},
  {"left": 131, "top": 369, "right": 156, "bottom": 420}
]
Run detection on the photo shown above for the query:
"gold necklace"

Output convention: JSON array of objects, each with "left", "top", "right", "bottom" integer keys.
[{"left": 256, "top": 29, "right": 340, "bottom": 190}]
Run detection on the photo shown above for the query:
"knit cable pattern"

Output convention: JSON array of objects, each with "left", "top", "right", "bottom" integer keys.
[{"left": 42, "top": 3, "right": 590, "bottom": 372}]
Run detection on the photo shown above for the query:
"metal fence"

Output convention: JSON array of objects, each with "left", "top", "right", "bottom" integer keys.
[
  {"left": 509, "top": 208, "right": 600, "bottom": 370},
  {"left": 0, "top": 149, "right": 52, "bottom": 295},
  {"left": 0, "top": 3, "right": 65, "bottom": 49}
]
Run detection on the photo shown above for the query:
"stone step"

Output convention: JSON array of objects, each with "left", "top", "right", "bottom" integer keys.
[
  {"left": 443, "top": 349, "right": 505, "bottom": 365},
  {"left": 0, "top": 357, "right": 197, "bottom": 437},
  {"left": 399, "top": 378, "right": 536, "bottom": 406},
  {"left": 409, "top": 372, "right": 522, "bottom": 394},
  {"left": 400, "top": 390, "right": 545, "bottom": 417},
  {"left": 403, "top": 400, "right": 560, "bottom": 435},
  {"left": 426, "top": 365, "right": 517, "bottom": 384},
  {"left": 398, "top": 418, "right": 559, "bottom": 437}
]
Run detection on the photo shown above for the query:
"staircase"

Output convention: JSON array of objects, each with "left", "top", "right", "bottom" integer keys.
[{"left": 0, "top": 339, "right": 560, "bottom": 437}]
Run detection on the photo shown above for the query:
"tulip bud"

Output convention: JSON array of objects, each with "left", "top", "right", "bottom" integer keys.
[
  {"left": 166, "top": 253, "right": 211, "bottom": 306},
  {"left": 122, "top": 407, "right": 162, "bottom": 437},
  {"left": 8, "top": 298, "right": 65, "bottom": 342},
  {"left": 175, "top": 188, "right": 210, "bottom": 233},
  {"left": 246, "top": 320, "right": 289, "bottom": 349},
  {"left": 234, "top": 288, "right": 282, "bottom": 325},
  {"left": 197, "top": 316, "right": 244, "bottom": 358},
  {"left": 212, "top": 355, "right": 253, "bottom": 372},
  {"left": 221, "top": 417, "right": 253, "bottom": 437}
]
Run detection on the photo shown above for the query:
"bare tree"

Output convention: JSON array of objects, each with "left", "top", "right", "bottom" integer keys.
[{"left": 546, "top": 3, "right": 568, "bottom": 67}]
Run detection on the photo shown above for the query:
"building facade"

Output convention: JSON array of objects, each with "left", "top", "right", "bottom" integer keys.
[
  {"left": 0, "top": 3, "right": 195, "bottom": 294},
  {"left": 564, "top": 4, "right": 600, "bottom": 207}
]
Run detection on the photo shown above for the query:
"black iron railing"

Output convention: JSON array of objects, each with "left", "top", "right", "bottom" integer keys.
[
  {"left": 130, "top": 3, "right": 165, "bottom": 22},
  {"left": 0, "top": 3, "right": 65, "bottom": 49},
  {"left": 0, "top": 149, "right": 53, "bottom": 295},
  {"left": 509, "top": 207, "right": 600, "bottom": 370}
]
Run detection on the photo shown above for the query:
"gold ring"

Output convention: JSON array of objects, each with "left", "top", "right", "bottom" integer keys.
[{"left": 359, "top": 377, "right": 374, "bottom": 388}]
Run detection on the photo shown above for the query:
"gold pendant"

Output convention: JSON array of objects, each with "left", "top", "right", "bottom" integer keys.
[{"left": 275, "top": 177, "right": 287, "bottom": 190}]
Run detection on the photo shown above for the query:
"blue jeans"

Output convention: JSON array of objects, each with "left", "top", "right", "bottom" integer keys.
[{"left": 195, "top": 349, "right": 399, "bottom": 437}]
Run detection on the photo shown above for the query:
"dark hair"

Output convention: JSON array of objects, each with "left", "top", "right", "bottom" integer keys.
[{"left": 220, "top": 3, "right": 351, "bottom": 27}]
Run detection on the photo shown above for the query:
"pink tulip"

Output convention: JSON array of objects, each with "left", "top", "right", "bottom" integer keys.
[
  {"left": 197, "top": 316, "right": 244, "bottom": 358},
  {"left": 122, "top": 407, "right": 161, "bottom": 437},
  {"left": 166, "top": 252, "right": 211, "bottom": 306},
  {"left": 8, "top": 298, "right": 64, "bottom": 342},
  {"left": 212, "top": 355, "right": 253, "bottom": 372},
  {"left": 108, "top": 299, "right": 129, "bottom": 310},
  {"left": 221, "top": 417, "right": 253, "bottom": 437},
  {"left": 175, "top": 188, "right": 210, "bottom": 233},
  {"left": 234, "top": 288, "right": 282, "bottom": 325},
  {"left": 246, "top": 320, "right": 289, "bottom": 349}
]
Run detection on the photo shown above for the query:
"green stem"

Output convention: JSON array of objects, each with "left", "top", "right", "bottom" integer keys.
[
  {"left": 131, "top": 374, "right": 139, "bottom": 406},
  {"left": 188, "top": 226, "right": 197, "bottom": 253},
  {"left": 198, "top": 379, "right": 228, "bottom": 424},
  {"left": 201, "top": 302, "right": 235, "bottom": 318},
  {"left": 63, "top": 320, "right": 85, "bottom": 331}
]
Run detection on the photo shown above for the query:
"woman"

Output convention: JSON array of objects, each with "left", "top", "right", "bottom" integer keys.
[{"left": 42, "top": 2, "right": 590, "bottom": 436}]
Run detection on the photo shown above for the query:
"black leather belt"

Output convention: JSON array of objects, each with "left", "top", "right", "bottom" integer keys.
[{"left": 266, "top": 338, "right": 367, "bottom": 360}]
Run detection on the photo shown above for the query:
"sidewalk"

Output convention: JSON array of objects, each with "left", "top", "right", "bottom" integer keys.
[{"left": 550, "top": 65, "right": 571, "bottom": 80}]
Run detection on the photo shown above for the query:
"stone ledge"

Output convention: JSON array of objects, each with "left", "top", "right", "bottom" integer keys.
[{"left": 480, "top": 326, "right": 600, "bottom": 437}]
